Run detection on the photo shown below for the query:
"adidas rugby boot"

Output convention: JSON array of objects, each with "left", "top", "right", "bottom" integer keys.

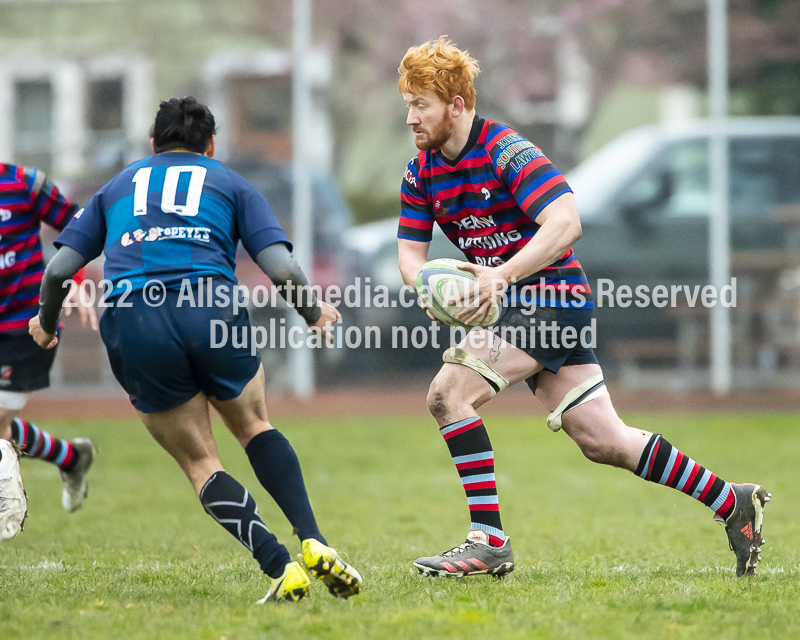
[
  {"left": 257, "top": 560, "right": 311, "bottom": 603},
  {"left": 302, "top": 538, "right": 362, "bottom": 599},
  {"left": 714, "top": 483, "right": 771, "bottom": 577},
  {"left": 414, "top": 529, "right": 514, "bottom": 578},
  {"left": 0, "top": 440, "right": 27, "bottom": 539},
  {"left": 61, "top": 438, "right": 96, "bottom": 512}
]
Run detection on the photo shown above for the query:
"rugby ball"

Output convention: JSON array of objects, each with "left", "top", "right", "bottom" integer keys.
[{"left": 415, "top": 258, "right": 502, "bottom": 328}]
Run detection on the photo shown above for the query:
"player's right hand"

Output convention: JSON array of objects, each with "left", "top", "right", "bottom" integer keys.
[
  {"left": 308, "top": 301, "right": 341, "bottom": 344},
  {"left": 417, "top": 280, "right": 444, "bottom": 324},
  {"left": 417, "top": 289, "right": 442, "bottom": 324},
  {"left": 28, "top": 315, "right": 58, "bottom": 350}
]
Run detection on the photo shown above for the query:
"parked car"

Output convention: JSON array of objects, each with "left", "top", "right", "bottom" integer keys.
[
  {"left": 342, "top": 118, "right": 800, "bottom": 379},
  {"left": 570, "top": 118, "right": 800, "bottom": 371}
]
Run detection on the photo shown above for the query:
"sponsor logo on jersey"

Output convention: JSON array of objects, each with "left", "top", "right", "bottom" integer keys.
[
  {"left": 496, "top": 140, "right": 542, "bottom": 171},
  {"left": 474, "top": 255, "right": 506, "bottom": 267},
  {"left": 121, "top": 226, "right": 211, "bottom": 247},
  {"left": 0, "top": 250, "right": 16, "bottom": 270},
  {"left": 495, "top": 133, "right": 525, "bottom": 148},
  {"left": 403, "top": 168, "right": 417, "bottom": 188},
  {"left": 457, "top": 229, "right": 522, "bottom": 251},
  {"left": 453, "top": 214, "right": 495, "bottom": 230},
  {"left": 481, "top": 187, "right": 491, "bottom": 200},
  {"left": 0, "top": 365, "right": 12, "bottom": 386},
  {"left": 0, "top": 208, "right": 12, "bottom": 222}
]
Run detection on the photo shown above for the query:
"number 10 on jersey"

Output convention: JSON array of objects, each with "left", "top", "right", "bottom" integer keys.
[{"left": 132, "top": 165, "right": 207, "bottom": 217}]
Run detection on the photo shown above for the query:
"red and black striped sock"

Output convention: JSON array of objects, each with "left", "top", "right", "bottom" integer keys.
[
  {"left": 636, "top": 433, "right": 735, "bottom": 521},
  {"left": 440, "top": 417, "right": 505, "bottom": 547},
  {"left": 10, "top": 418, "right": 79, "bottom": 472}
]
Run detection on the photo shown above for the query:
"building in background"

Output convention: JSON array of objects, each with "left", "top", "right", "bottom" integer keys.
[{"left": 0, "top": 0, "right": 350, "bottom": 394}]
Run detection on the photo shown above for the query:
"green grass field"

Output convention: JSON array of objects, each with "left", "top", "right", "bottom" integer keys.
[{"left": 2, "top": 411, "right": 799, "bottom": 640}]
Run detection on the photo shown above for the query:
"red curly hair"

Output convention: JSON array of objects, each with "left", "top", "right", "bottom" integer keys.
[{"left": 398, "top": 36, "right": 481, "bottom": 110}]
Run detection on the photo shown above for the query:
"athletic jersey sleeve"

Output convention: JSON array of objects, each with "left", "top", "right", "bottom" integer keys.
[
  {"left": 53, "top": 191, "right": 107, "bottom": 262},
  {"left": 231, "top": 172, "right": 292, "bottom": 260},
  {"left": 486, "top": 126, "right": 572, "bottom": 221},
  {"left": 398, "top": 156, "right": 434, "bottom": 242},
  {"left": 24, "top": 167, "right": 80, "bottom": 230}
]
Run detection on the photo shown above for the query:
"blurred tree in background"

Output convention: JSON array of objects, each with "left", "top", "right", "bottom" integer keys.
[{"left": 256, "top": 0, "right": 800, "bottom": 222}]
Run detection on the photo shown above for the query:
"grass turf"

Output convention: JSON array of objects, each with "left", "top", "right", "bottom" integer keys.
[{"left": 1, "top": 411, "right": 799, "bottom": 639}]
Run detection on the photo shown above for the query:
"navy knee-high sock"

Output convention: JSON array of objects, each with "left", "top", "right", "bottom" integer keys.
[
  {"left": 199, "top": 471, "right": 291, "bottom": 579},
  {"left": 245, "top": 429, "right": 325, "bottom": 544}
]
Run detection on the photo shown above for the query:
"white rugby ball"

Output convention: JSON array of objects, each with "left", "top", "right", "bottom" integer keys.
[{"left": 415, "top": 258, "right": 502, "bottom": 328}]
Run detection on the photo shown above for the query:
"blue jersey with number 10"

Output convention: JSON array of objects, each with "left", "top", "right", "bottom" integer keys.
[{"left": 55, "top": 152, "right": 290, "bottom": 298}]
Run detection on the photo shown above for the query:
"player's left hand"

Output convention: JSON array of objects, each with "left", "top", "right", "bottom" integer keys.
[
  {"left": 63, "top": 283, "right": 99, "bottom": 331},
  {"left": 28, "top": 315, "right": 58, "bottom": 350},
  {"left": 454, "top": 263, "right": 508, "bottom": 326}
]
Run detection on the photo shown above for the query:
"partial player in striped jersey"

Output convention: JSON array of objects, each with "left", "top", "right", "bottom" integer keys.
[
  {"left": 0, "top": 164, "right": 98, "bottom": 538},
  {"left": 397, "top": 37, "right": 769, "bottom": 579},
  {"left": 0, "top": 163, "right": 98, "bottom": 538}
]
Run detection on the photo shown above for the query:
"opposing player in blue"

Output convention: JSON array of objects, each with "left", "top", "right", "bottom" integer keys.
[{"left": 29, "top": 97, "right": 361, "bottom": 602}]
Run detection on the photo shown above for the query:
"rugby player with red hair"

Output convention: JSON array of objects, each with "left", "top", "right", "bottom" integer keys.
[{"left": 397, "top": 36, "right": 769, "bottom": 579}]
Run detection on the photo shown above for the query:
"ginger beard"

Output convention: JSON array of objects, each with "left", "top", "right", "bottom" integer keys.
[{"left": 412, "top": 104, "right": 456, "bottom": 152}]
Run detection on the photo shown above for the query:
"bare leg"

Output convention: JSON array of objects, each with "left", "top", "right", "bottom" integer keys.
[
  {"left": 0, "top": 408, "right": 13, "bottom": 441},
  {"left": 533, "top": 364, "right": 651, "bottom": 470},
  {"left": 139, "top": 389, "right": 292, "bottom": 579},
  {"left": 208, "top": 365, "right": 272, "bottom": 448},
  {"left": 138, "top": 392, "right": 222, "bottom": 495}
]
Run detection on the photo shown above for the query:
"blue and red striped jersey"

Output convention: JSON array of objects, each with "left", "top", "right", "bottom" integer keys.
[
  {"left": 399, "top": 117, "right": 591, "bottom": 308},
  {"left": 0, "top": 163, "right": 79, "bottom": 333}
]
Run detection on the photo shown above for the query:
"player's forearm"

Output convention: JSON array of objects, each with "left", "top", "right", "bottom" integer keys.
[
  {"left": 497, "top": 202, "right": 582, "bottom": 284},
  {"left": 399, "top": 255, "right": 426, "bottom": 287},
  {"left": 398, "top": 239, "right": 430, "bottom": 287},
  {"left": 39, "top": 247, "right": 89, "bottom": 334},
  {"left": 254, "top": 243, "right": 322, "bottom": 325}
]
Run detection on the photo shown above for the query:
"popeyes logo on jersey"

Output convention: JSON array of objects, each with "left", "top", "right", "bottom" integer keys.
[{"left": 121, "top": 226, "right": 211, "bottom": 247}]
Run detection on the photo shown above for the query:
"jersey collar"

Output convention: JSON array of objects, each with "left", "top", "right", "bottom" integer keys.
[{"left": 434, "top": 114, "right": 486, "bottom": 167}]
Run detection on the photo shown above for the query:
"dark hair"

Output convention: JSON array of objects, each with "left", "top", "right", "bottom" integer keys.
[{"left": 150, "top": 97, "right": 216, "bottom": 154}]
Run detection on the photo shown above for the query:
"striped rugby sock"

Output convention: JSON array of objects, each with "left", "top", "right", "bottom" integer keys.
[
  {"left": 10, "top": 418, "right": 79, "bottom": 472},
  {"left": 636, "top": 433, "right": 735, "bottom": 520},
  {"left": 440, "top": 417, "right": 505, "bottom": 547}
]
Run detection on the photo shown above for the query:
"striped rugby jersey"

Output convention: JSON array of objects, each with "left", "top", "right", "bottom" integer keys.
[
  {"left": 399, "top": 116, "right": 592, "bottom": 308},
  {"left": 0, "top": 163, "right": 79, "bottom": 333}
]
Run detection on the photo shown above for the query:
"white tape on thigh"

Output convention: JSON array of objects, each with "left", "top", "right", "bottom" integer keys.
[
  {"left": 442, "top": 347, "right": 510, "bottom": 395},
  {"left": 546, "top": 374, "right": 608, "bottom": 433},
  {"left": 0, "top": 390, "right": 30, "bottom": 411}
]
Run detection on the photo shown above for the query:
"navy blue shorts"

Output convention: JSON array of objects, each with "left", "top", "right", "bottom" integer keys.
[
  {"left": 493, "top": 305, "right": 598, "bottom": 394},
  {"left": 0, "top": 330, "right": 58, "bottom": 392},
  {"left": 100, "top": 286, "right": 261, "bottom": 414}
]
